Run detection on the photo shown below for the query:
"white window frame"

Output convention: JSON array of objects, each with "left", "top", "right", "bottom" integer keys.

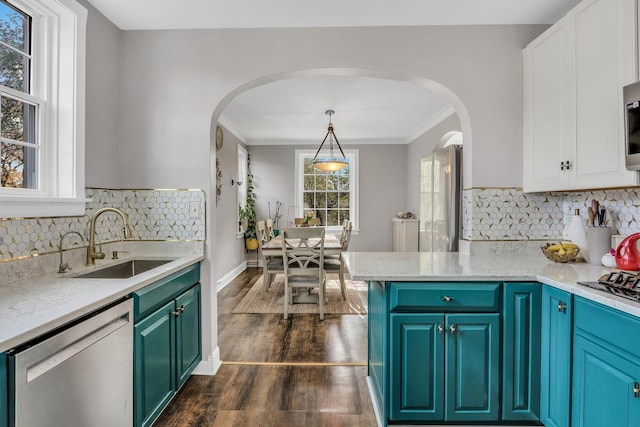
[
  {"left": 294, "top": 149, "right": 359, "bottom": 234},
  {"left": 236, "top": 144, "right": 248, "bottom": 238},
  {"left": 0, "top": 0, "right": 87, "bottom": 217}
]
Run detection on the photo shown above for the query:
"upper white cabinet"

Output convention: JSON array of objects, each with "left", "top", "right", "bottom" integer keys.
[{"left": 523, "top": 0, "right": 639, "bottom": 192}]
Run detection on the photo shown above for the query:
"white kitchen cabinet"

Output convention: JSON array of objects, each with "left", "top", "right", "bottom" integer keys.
[
  {"left": 392, "top": 218, "right": 418, "bottom": 252},
  {"left": 523, "top": 0, "right": 639, "bottom": 192}
]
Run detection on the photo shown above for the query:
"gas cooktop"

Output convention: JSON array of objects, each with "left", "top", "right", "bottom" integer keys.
[{"left": 578, "top": 271, "right": 640, "bottom": 303}]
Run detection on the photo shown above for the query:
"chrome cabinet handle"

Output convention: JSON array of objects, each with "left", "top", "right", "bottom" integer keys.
[
  {"left": 634, "top": 382, "right": 640, "bottom": 398},
  {"left": 558, "top": 301, "right": 567, "bottom": 313},
  {"left": 442, "top": 296, "right": 454, "bottom": 302},
  {"left": 449, "top": 324, "right": 457, "bottom": 334},
  {"left": 178, "top": 305, "right": 185, "bottom": 313},
  {"left": 438, "top": 324, "right": 444, "bottom": 334}
]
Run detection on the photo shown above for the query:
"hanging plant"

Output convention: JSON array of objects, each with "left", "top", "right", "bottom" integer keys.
[{"left": 242, "top": 154, "right": 258, "bottom": 249}]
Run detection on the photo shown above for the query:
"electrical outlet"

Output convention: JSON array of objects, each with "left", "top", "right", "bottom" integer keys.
[{"left": 189, "top": 202, "right": 200, "bottom": 218}]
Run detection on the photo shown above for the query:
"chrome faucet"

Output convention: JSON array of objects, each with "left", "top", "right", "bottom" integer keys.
[
  {"left": 58, "top": 230, "right": 84, "bottom": 273},
  {"left": 86, "top": 207, "right": 132, "bottom": 266}
]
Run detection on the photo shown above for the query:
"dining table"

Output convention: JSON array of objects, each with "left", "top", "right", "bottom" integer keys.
[{"left": 260, "top": 232, "right": 343, "bottom": 304}]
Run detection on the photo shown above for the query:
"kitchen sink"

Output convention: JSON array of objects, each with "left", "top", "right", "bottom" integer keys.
[{"left": 73, "top": 259, "right": 175, "bottom": 279}]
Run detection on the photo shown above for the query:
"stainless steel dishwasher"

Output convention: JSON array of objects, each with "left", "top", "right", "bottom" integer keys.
[{"left": 9, "top": 298, "right": 133, "bottom": 427}]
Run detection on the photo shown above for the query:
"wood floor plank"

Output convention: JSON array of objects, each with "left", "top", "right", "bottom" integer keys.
[{"left": 153, "top": 268, "right": 375, "bottom": 427}]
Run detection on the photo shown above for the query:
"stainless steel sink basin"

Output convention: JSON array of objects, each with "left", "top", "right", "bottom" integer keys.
[{"left": 73, "top": 259, "right": 175, "bottom": 279}]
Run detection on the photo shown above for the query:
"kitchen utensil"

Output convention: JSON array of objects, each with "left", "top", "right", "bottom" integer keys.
[
  {"left": 588, "top": 207, "right": 595, "bottom": 226},
  {"left": 615, "top": 233, "right": 640, "bottom": 271},
  {"left": 599, "top": 207, "right": 606, "bottom": 226}
]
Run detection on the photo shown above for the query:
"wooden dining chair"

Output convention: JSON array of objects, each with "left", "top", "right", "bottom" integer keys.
[
  {"left": 265, "top": 218, "right": 274, "bottom": 238},
  {"left": 281, "top": 227, "right": 326, "bottom": 320},
  {"left": 257, "top": 220, "right": 283, "bottom": 291},
  {"left": 324, "top": 219, "right": 352, "bottom": 300}
]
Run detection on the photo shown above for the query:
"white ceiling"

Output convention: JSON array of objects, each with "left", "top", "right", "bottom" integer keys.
[
  {"left": 87, "top": 0, "right": 581, "bottom": 31},
  {"left": 87, "top": 0, "right": 581, "bottom": 146}
]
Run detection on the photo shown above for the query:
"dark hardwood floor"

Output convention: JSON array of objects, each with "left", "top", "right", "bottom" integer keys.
[{"left": 154, "top": 268, "right": 376, "bottom": 427}]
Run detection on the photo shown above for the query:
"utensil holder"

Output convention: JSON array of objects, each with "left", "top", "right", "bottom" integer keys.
[{"left": 586, "top": 226, "right": 613, "bottom": 266}]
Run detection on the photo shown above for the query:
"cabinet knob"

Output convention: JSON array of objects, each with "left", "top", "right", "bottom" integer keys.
[
  {"left": 634, "top": 382, "right": 640, "bottom": 398},
  {"left": 438, "top": 324, "right": 444, "bottom": 334},
  {"left": 560, "top": 161, "right": 565, "bottom": 171},
  {"left": 557, "top": 301, "right": 567, "bottom": 313},
  {"left": 449, "top": 324, "right": 457, "bottom": 334},
  {"left": 178, "top": 305, "right": 185, "bottom": 313},
  {"left": 172, "top": 310, "right": 181, "bottom": 317},
  {"left": 441, "top": 296, "right": 454, "bottom": 302}
]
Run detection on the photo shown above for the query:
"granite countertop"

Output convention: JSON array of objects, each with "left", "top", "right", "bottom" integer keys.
[
  {"left": 0, "top": 242, "right": 204, "bottom": 353},
  {"left": 342, "top": 252, "right": 640, "bottom": 317}
]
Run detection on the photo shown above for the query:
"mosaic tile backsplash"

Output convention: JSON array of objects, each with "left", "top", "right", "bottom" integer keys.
[
  {"left": 0, "top": 188, "right": 205, "bottom": 261},
  {"left": 463, "top": 187, "right": 640, "bottom": 241}
]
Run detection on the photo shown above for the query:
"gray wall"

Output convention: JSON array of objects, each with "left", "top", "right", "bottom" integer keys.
[
  {"left": 248, "top": 143, "right": 406, "bottom": 252},
  {"left": 406, "top": 113, "right": 462, "bottom": 216},
  {"left": 215, "top": 127, "right": 247, "bottom": 278},
  {"left": 81, "top": 0, "right": 122, "bottom": 188}
]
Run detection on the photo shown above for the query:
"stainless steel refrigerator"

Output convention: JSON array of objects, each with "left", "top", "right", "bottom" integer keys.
[{"left": 419, "top": 145, "right": 462, "bottom": 252}]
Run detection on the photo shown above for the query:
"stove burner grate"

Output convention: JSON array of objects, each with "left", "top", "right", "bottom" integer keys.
[{"left": 577, "top": 271, "right": 640, "bottom": 302}]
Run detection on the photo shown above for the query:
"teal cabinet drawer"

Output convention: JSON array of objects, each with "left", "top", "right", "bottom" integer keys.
[
  {"left": 389, "top": 282, "right": 500, "bottom": 312},
  {"left": 574, "top": 296, "right": 640, "bottom": 357},
  {"left": 133, "top": 263, "right": 200, "bottom": 320}
]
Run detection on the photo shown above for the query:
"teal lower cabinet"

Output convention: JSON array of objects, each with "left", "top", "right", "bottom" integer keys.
[
  {"left": 502, "top": 283, "right": 541, "bottom": 422},
  {"left": 370, "top": 281, "right": 546, "bottom": 426},
  {"left": 133, "top": 264, "right": 201, "bottom": 427},
  {"left": 572, "top": 297, "right": 640, "bottom": 427},
  {"left": 1, "top": 353, "right": 6, "bottom": 427},
  {"left": 540, "top": 285, "right": 572, "bottom": 427},
  {"left": 390, "top": 312, "right": 500, "bottom": 422}
]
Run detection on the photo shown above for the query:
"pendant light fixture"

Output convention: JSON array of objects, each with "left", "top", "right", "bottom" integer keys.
[{"left": 312, "top": 110, "right": 348, "bottom": 172}]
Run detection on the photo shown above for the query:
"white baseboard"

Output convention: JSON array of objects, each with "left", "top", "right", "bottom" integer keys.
[
  {"left": 217, "top": 262, "right": 247, "bottom": 292},
  {"left": 192, "top": 346, "right": 221, "bottom": 375}
]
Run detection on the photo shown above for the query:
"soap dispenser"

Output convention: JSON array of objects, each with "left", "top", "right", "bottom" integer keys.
[{"left": 564, "top": 208, "right": 589, "bottom": 262}]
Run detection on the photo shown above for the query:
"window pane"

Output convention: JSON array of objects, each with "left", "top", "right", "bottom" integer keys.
[
  {"left": 0, "top": 1, "right": 30, "bottom": 92},
  {"left": 338, "top": 175, "right": 349, "bottom": 191},
  {"left": 0, "top": 1, "right": 28, "bottom": 52},
  {"left": 327, "top": 191, "right": 338, "bottom": 208},
  {"left": 1, "top": 141, "right": 36, "bottom": 188},
  {"left": 303, "top": 192, "right": 314, "bottom": 209},
  {"left": 327, "top": 210, "right": 339, "bottom": 226},
  {"left": 1, "top": 95, "right": 36, "bottom": 143},
  {"left": 303, "top": 158, "right": 314, "bottom": 174},
  {"left": 339, "top": 192, "right": 349, "bottom": 208},
  {"left": 315, "top": 175, "right": 327, "bottom": 190},
  {"left": 316, "top": 192, "right": 326, "bottom": 209},
  {"left": 339, "top": 210, "right": 349, "bottom": 224},
  {"left": 303, "top": 175, "right": 314, "bottom": 191}
]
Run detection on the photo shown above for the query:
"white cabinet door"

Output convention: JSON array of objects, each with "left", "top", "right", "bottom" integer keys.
[
  {"left": 571, "top": 0, "right": 638, "bottom": 189},
  {"left": 523, "top": 23, "right": 573, "bottom": 192},
  {"left": 523, "top": 0, "right": 639, "bottom": 192}
]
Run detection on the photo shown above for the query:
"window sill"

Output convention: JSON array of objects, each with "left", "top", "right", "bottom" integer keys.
[{"left": 0, "top": 196, "right": 88, "bottom": 218}]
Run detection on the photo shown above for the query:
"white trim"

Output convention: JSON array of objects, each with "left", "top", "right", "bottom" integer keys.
[
  {"left": 216, "top": 262, "right": 247, "bottom": 292},
  {"left": 245, "top": 137, "right": 406, "bottom": 146},
  {"left": 217, "top": 115, "right": 249, "bottom": 144},
  {"left": 0, "top": 0, "right": 87, "bottom": 218},
  {"left": 294, "top": 148, "right": 359, "bottom": 231},
  {"left": 192, "top": 346, "right": 221, "bottom": 376}
]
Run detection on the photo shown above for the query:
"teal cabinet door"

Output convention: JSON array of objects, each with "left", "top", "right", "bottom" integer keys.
[
  {"left": 0, "top": 353, "right": 6, "bottom": 427},
  {"left": 540, "top": 286, "right": 572, "bottom": 427},
  {"left": 572, "top": 334, "right": 640, "bottom": 427},
  {"left": 389, "top": 313, "right": 445, "bottom": 421},
  {"left": 176, "top": 284, "right": 201, "bottom": 387},
  {"left": 134, "top": 300, "right": 176, "bottom": 427},
  {"left": 502, "top": 283, "right": 541, "bottom": 422},
  {"left": 445, "top": 313, "right": 500, "bottom": 422},
  {"left": 572, "top": 298, "right": 640, "bottom": 427},
  {"left": 368, "top": 281, "right": 387, "bottom": 422}
]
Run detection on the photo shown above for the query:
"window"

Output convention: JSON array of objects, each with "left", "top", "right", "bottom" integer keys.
[
  {"left": 295, "top": 149, "right": 358, "bottom": 232},
  {"left": 0, "top": 0, "right": 87, "bottom": 217},
  {"left": 236, "top": 144, "right": 247, "bottom": 237}
]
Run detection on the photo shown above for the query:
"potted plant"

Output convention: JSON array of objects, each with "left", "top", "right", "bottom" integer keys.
[{"left": 242, "top": 156, "right": 259, "bottom": 250}]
